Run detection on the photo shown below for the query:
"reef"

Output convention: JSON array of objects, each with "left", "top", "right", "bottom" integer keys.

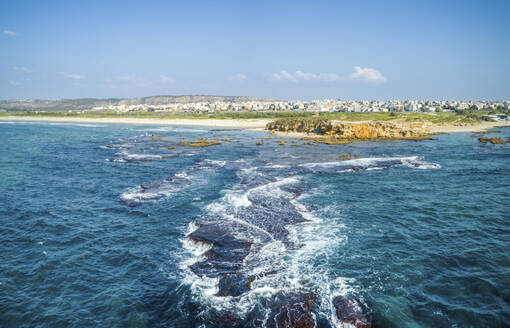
[
  {"left": 265, "top": 293, "right": 317, "bottom": 328},
  {"left": 338, "top": 154, "right": 360, "bottom": 160},
  {"left": 333, "top": 296, "right": 373, "bottom": 328},
  {"left": 479, "top": 137, "right": 510, "bottom": 144},
  {"left": 473, "top": 130, "right": 500, "bottom": 134},
  {"left": 178, "top": 140, "right": 221, "bottom": 147},
  {"left": 266, "top": 119, "right": 433, "bottom": 142}
]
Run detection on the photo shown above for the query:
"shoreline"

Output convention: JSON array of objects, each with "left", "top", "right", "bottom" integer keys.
[
  {"left": 269, "top": 120, "right": 510, "bottom": 139},
  {"left": 2, "top": 115, "right": 509, "bottom": 136},
  {"left": 0, "top": 116, "right": 271, "bottom": 129}
]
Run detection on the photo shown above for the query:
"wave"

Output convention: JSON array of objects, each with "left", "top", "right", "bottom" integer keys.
[
  {"left": 0, "top": 121, "right": 104, "bottom": 127},
  {"left": 179, "top": 164, "right": 355, "bottom": 326},
  {"left": 299, "top": 156, "right": 440, "bottom": 171},
  {"left": 179, "top": 154, "right": 440, "bottom": 325},
  {"left": 119, "top": 159, "right": 226, "bottom": 206},
  {"left": 143, "top": 127, "right": 209, "bottom": 133}
]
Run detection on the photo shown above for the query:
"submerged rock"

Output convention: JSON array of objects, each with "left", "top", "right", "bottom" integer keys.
[
  {"left": 178, "top": 140, "right": 221, "bottom": 147},
  {"left": 333, "top": 296, "right": 372, "bottom": 328},
  {"left": 206, "top": 308, "right": 243, "bottom": 327},
  {"left": 479, "top": 137, "right": 510, "bottom": 144},
  {"left": 473, "top": 129, "right": 500, "bottom": 134},
  {"left": 266, "top": 293, "right": 317, "bottom": 328},
  {"left": 338, "top": 154, "right": 360, "bottom": 161}
]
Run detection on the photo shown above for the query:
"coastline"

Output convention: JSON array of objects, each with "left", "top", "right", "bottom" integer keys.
[
  {"left": 269, "top": 120, "right": 510, "bottom": 139},
  {"left": 2, "top": 115, "right": 509, "bottom": 137},
  {"left": 0, "top": 116, "right": 271, "bottom": 129}
]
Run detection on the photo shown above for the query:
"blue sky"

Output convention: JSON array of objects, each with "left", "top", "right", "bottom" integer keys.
[{"left": 1, "top": 0, "right": 509, "bottom": 100}]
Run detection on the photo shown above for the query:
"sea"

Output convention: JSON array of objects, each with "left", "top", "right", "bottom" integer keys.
[{"left": 0, "top": 121, "right": 509, "bottom": 328}]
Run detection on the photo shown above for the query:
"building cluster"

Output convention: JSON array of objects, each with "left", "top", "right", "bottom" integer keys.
[{"left": 93, "top": 99, "right": 510, "bottom": 114}]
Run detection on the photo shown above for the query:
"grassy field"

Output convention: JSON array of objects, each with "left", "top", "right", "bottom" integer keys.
[{"left": 0, "top": 109, "right": 493, "bottom": 124}]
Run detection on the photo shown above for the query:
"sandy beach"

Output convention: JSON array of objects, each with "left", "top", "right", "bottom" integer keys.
[
  {"left": 0, "top": 116, "right": 271, "bottom": 129},
  {"left": 429, "top": 121, "right": 510, "bottom": 133},
  {"left": 2, "top": 116, "right": 509, "bottom": 137}
]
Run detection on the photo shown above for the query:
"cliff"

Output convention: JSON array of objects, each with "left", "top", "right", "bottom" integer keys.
[{"left": 266, "top": 119, "right": 433, "bottom": 141}]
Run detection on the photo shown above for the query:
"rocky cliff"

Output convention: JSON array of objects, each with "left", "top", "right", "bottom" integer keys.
[{"left": 266, "top": 118, "right": 433, "bottom": 141}]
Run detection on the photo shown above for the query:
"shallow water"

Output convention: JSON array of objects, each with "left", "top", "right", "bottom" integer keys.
[{"left": 0, "top": 121, "right": 509, "bottom": 327}]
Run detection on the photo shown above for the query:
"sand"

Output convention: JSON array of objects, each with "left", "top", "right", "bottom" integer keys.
[
  {"left": 429, "top": 121, "right": 510, "bottom": 133},
  {"left": 2, "top": 115, "right": 509, "bottom": 136},
  {"left": 0, "top": 116, "right": 271, "bottom": 129}
]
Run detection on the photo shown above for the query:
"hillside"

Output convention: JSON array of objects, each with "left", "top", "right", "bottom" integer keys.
[{"left": 0, "top": 95, "right": 273, "bottom": 111}]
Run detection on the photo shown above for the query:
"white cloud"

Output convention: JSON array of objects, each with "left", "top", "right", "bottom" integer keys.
[
  {"left": 60, "top": 72, "right": 86, "bottom": 80},
  {"left": 9, "top": 81, "right": 22, "bottom": 86},
  {"left": 350, "top": 66, "right": 387, "bottom": 83},
  {"left": 12, "top": 66, "right": 31, "bottom": 73},
  {"left": 230, "top": 73, "right": 248, "bottom": 81},
  {"left": 271, "top": 70, "right": 341, "bottom": 82},
  {"left": 3, "top": 30, "right": 17, "bottom": 37},
  {"left": 160, "top": 75, "right": 176, "bottom": 83}
]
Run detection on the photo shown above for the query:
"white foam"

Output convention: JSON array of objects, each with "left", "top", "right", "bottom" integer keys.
[
  {"left": 301, "top": 155, "right": 440, "bottom": 171},
  {"left": 145, "top": 127, "right": 208, "bottom": 133},
  {"left": 182, "top": 237, "right": 213, "bottom": 257},
  {"left": 116, "top": 151, "right": 163, "bottom": 160},
  {"left": 0, "top": 121, "right": 104, "bottom": 127},
  {"left": 204, "top": 159, "right": 227, "bottom": 167},
  {"left": 179, "top": 169, "right": 355, "bottom": 324}
]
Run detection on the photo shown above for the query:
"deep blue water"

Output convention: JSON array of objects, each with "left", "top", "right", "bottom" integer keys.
[{"left": 0, "top": 121, "right": 509, "bottom": 328}]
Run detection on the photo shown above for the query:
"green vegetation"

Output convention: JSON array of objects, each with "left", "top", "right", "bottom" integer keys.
[{"left": 0, "top": 109, "right": 490, "bottom": 124}]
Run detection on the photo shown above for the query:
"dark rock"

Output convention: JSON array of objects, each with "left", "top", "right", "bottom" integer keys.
[
  {"left": 333, "top": 296, "right": 372, "bottom": 328},
  {"left": 217, "top": 274, "right": 252, "bottom": 297},
  {"left": 206, "top": 309, "right": 243, "bottom": 327},
  {"left": 266, "top": 293, "right": 316, "bottom": 328}
]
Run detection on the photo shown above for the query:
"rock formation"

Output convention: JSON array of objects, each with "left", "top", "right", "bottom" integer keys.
[
  {"left": 333, "top": 296, "right": 372, "bottom": 328},
  {"left": 266, "top": 119, "right": 433, "bottom": 142},
  {"left": 479, "top": 137, "right": 510, "bottom": 144}
]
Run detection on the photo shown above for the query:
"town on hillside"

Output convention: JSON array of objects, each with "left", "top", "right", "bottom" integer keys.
[{"left": 92, "top": 99, "right": 510, "bottom": 114}]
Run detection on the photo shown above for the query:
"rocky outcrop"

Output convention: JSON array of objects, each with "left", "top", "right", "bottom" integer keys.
[
  {"left": 479, "top": 137, "right": 510, "bottom": 144},
  {"left": 338, "top": 154, "right": 360, "bottom": 160},
  {"left": 266, "top": 119, "right": 433, "bottom": 142},
  {"left": 266, "top": 293, "right": 317, "bottom": 328},
  {"left": 333, "top": 296, "right": 372, "bottom": 328}
]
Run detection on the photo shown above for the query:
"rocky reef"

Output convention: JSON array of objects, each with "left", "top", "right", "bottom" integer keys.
[
  {"left": 266, "top": 119, "right": 433, "bottom": 142},
  {"left": 178, "top": 140, "right": 221, "bottom": 147},
  {"left": 333, "top": 296, "right": 373, "bottom": 328},
  {"left": 479, "top": 137, "right": 510, "bottom": 144}
]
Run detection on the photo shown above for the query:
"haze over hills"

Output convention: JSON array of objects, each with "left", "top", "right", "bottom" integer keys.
[{"left": 0, "top": 95, "right": 274, "bottom": 111}]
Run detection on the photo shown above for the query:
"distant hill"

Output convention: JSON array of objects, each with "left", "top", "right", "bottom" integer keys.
[{"left": 0, "top": 95, "right": 274, "bottom": 111}]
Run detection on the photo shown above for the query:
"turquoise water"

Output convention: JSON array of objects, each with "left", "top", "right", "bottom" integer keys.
[{"left": 0, "top": 121, "right": 509, "bottom": 327}]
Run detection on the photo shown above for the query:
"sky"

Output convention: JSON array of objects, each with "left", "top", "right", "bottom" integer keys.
[{"left": 1, "top": 0, "right": 509, "bottom": 101}]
